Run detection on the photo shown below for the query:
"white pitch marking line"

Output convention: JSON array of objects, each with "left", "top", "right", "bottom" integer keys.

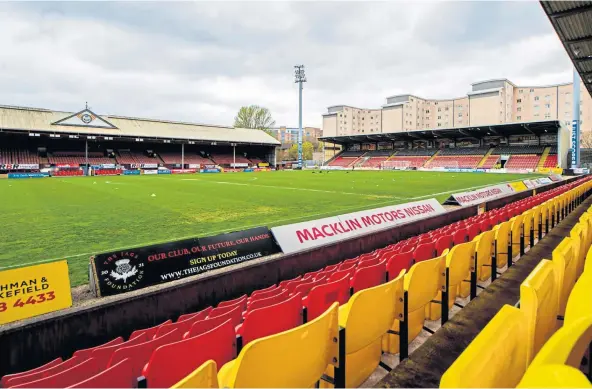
[
  {"left": 0, "top": 177, "right": 530, "bottom": 270},
  {"left": 182, "top": 178, "right": 402, "bottom": 199}
]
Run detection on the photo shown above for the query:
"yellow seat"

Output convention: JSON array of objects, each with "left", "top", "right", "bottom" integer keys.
[
  {"left": 218, "top": 302, "right": 339, "bottom": 388},
  {"left": 426, "top": 245, "right": 472, "bottom": 321},
  {"left": 510, "top": 214, "right": 525, "bottom": 259},
  {"left": 522, "top": 210, "right": 534, "bottom": 249},
  {"left": 585, "top": 245, "right": 592, "bottom": 274},
  {"left": 531, "top": 206, "right": 542, "bottom": 241},
  {"left": 321, "top": 271, "right": 404, "bottom": 388},
  {"left": 518, "top": 316, "right": 592, "bottom": 387},
  {"left": 539, "top": 203, "right": 550, "bottom": 235},
  {"left": 172, "top": 360, "right": 218, "bottom": 388},
  {"left": 570, "top": 223, "right": 587, "bottom": 277},
  {"left": 440, "top": 305, "right": 528, "bottom": 388},
  {"left": 520, "top": 259, "right": 559, "bottom": 364},
  {"left": 552, "top": 237, "right": 578, "bottom": 316},
  {"left": 565, "top": 271, "right": 592, "bottom": 326},
  {"left": 475, "top": 230, "right": 494, "bottom": 282},
  {"left": 518, "top": 365, "right": 592, "bottom": 388},
  {"left": 382, "top": 254, "right": 445, "bottom": 355},
  {"left": 493, "top": 221, "right": 512, "bottom": 270}
]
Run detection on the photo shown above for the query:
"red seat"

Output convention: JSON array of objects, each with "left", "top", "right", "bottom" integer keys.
[
  {"left": 358, "top": 257, "right": 379, "bottom": 268},
  {"left": 67, "top": 358, "right": 134, "bottom": 388},
  {"left": 237, "top": 293, "right": 303, "bottom": 346},
  {"left": 73, "top": 337, "right": 124, "bottom": 359},
  {"left": 1, "top": 358, "right": 63, "bottom": 387},
  {"left": 453, "top": 228, "right": 468, "bottom": 244},
  {"left": 218, "top": 294, "right": 248, "bottom": 311},
  {"left": 2, "top": 357, "right": 86, "bottom": 388},
  {"left": 89, "top": 333, "right": 148, "bottom": 368},
  {"left": 178, "top": 306, "right": 212, "bottom": 322},
  {"left": 278, "top": 276, "right": 301, "bottom": 288},
  {"left": 467, "top": 224, "right": 481, "bottom": 241},
  {"left": 386, "top": 251, "right": 414, "bottom": 281},
  {"left": 338, "top": 262, "right": 357, "bottom": 271},
  {"left": 479, "top": 219, "right": 491, "bottom": 232},
  {"left": 304, "top": 277, "right": 350, "bottom": 321},
  {"left": 313, "top": 270, "right": 333, "bottom": 281},
  {"left": 414, "top": 242, "right": 436, "bottom": 262},
  {"left": 247, "top": 289, "right": 291, "bottom": 310},
  {"left": 11, "top": 358, "right": 102, "bottom": 388},
  {"left": 108, "top": 329, "right": 181, "bottom": 378},
  {"left": 141, "top": 320, "right": 236, "bottom": 388},
  {"left": 283, "top": 279, "right": 308, "bottom": 294},
  {"left": 130, "top": 320, "right": 172, "bottom": 340},
  {"left": 435, "top": 234, "right": 453, "bottom": 256},
  {"left": 350, "top": 263, "right": 385, "bottom": 293},
  {"left": 327, "top": 268, "right": 355, "bottom": 283},
  {"left": 324, "top": 264, "right": 339, "bottom": 272},
  {"left": 207, "top": 304, "right": 243, "bottom": 327},
  {"left": 249, "top": 286, "right": 285, "bottom": 302},
  {"left": 290, "top": 279, "right": 325, "bottom": 298},
  {"left": 184, "top": 314, "right": 234, "bottom": 339},
  {"left": 154, "top": 316, "right": 201, "bottom": 339},
  {"left": 250, "top": 284, "right": 279, "bottom": 299}
]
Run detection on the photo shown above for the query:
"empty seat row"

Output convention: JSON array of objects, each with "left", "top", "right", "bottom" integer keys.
[
  {"left": 441, "top": 195, "right": 592, "bottom": 388},
  {"left": 505, "top": 155, "right": 541, "bottom": 170}
]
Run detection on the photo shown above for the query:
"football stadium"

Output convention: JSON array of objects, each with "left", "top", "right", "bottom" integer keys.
[{"left": 2, "top": 1, "right": 592, "bottom": 389}]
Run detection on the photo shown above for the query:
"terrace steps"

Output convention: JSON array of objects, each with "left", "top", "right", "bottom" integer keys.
[
  {"left": 477, "top": 147, "right": 495, "bottom": 168},
  {"left": 536, "top": 146, "right": 552, "bottom": 169}
]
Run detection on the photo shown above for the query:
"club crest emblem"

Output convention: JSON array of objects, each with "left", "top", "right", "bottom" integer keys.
[{"left": 110, "top": 259, "right": 138, "bottom": 283}]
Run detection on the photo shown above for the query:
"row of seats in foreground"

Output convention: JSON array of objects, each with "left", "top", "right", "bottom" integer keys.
[
  {"left": 2, "top": 178, "right": 590, "bottom": 388},
  {"left": 441, "top": 196, "right": 592, "bottom": 388}
]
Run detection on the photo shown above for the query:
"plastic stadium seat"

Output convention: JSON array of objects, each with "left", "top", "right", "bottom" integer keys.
[
  {"left": 518, "top": 365, "right": 591, "bottom": 388},
  {"left": 67, "top": 358, "right": 134, "bottom": 388},
  {"left": 154, "top": 316, "right": 200, "bottom": 339},
  {"left": 283, "top": 279, "right": 308, "bottom": 294},
  {"left": 324, "top": 264, "right": 339, "bottom": 272},
  {"left": 207, "top": 305, "right": 243, "bottom": 328},
  {"left": 278, "top": 276, "right": 301, "bottom": 288},
  {"left": 89, "top": 333, "right": 148, "bottom": 368},
  {"left": 289, "top": 279, "right": 324, "bottom": 298},
  {"left": 249, "top": 286, "right": 285, "bottom": 302},
  {"left": 570, "top": 223, "right": 588, "bottom": 277},
  {"left": 467, "top": 224, "right": 481, "bottom": 241},
  {"left": 141, "top": 320, "right": 236, "bottom": 388},
  {"left": 474, "top": 230, "right": 494, "bottom": 282},
  {"left": 171, "top": 360, "right": 218, "bottom": 389},
  {"left": 218, "top": 303, "right": 339, "bottom": 388},
  {"left": 510, "top": 214, "right": 525, "bottom": 256},
  {"left": 427, "top": 242, "right": 474, "bottom": 321},
  {"left": 338, "top": 262, "right": 357, "bottom": 271},
  {"left": 130, "top": 319, "right": 172, "bottom": 340},
  {"left": 520, "top": 260, "right": 559, "bottom": 364},
  {"left": 322, "top": 271, "right": 405, "bottom": 388},
  {"left": 218, "top": 294, "right": 247, "bottom": 310},
  {"left": 237, "top": 293, "right": 303, "bottom": 347},
  {"left": 11, "top": 358, "right": 102, "bottom": 388},
  {"left": 72, "top": 337, "right": 124, "bottom": 359},
  {"left": 383, "top": 252, "right": 446, "bottom": 355},
  {"left": 413, "top": 242, "right": 436, "bottom": 262},
  {"left": 435, "top": 235, "right": 453, "bottom": 256},
  {"left": 2, "top": 357, "right": 86, "bottom": 388},
  {"left": 250, "top": 284, "right": 278, "bottom": 298},
  {"left": 452, "top": 228, "right": 468, "bottom": 245},
  {"left": 185, "top": 315, "right": 235, "bottom": 339},
  {"left": 358, "top": 257, "right": 379, "bottom": 268},
  {"left": 108, "top": 328, "right": 181, "bottom": 378},
  {"left": 386, "top": 251, "right": 413, "bottom": 281},
  {"left": 522, "top": 210, "right": 535, "bottom": 249},
  {"left": 564, "top": 269, "right": 592, "bottom": 326},
  {"left": 440, "top": 305, "right": 528, "bottom": 388},
  {"left": 304, "top": 276, "right": 350, "bottom": 321},
  {"left": 327, "top": 269, "right": 355, "bottom": 283},
  {"left": 518, "top": 316, "right": 592, "bottom": 388},
  {"left": 552, "top": 237, "right": 578, "bottom": 316},
  {"left": 350, "top": 263, "right": 385, "bottom": 293},
  {"left": 248, "top": 289, "right": 291, "bottom": 310},
  {"left": 178, "top": 306, "right": 212, "bottom": 322},
  {"left": 313, "top": 270, "right": 333, "bottom": 281},
  {"left": 492, "top": 221, "right": 511, "bottom": 270},
  {"left": 1, "top": 358, "right": 63, "bottom": 387}
]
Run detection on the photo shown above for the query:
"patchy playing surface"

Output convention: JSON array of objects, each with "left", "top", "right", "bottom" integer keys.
[{"left": 0, "top": 170, "right": 540, "bottom": 286}]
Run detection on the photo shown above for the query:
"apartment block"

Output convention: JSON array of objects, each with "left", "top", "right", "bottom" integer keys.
[{"left": 322, "top": 79, "right": 592, "bottom": 137}]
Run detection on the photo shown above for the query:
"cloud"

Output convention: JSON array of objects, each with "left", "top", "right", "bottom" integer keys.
[{"left": 0, "top": 1, "right": 574, "bottom": 129}]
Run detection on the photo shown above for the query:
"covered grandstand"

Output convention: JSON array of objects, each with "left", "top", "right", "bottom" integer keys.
[
  {"left": 0, "top": 105, "right": 280, "bottom": 174},
  {"left": 320, "top": 120, "right": 570, "bottom": 172}
]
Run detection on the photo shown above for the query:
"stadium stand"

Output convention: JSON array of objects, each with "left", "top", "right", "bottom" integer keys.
[
  {"left": 440, "top": 182, "right": 592, "bottom": 388},
  {"left": 493, "top": 145, "right": 546, "bottom": 155},
  {"left": 505, "top": 155, "right": 541, "bottom": 170},
  {"left": 480, "top": 154, "right": 500, "bottom": 168},
  {"left": 209, "top": 153, "right": 251, "bottom": 166},
  {"left": 116, "top": 150, "right": 161, "bottom": 165},
  {"left": 5, "top": 177, "right": 589, "bottom": 388},
  {"left": 359, "top": 150, "right": 393, "bottom": 168},
  {"left": 437, "top": 147, "right": 489, "bottom": 156},
  {"left": 48, "top": 151, "right": 114, "bottom": 166},
  {"left": 426, "top": 156, "right": 483, "bottom": 169},
  {"left": 158, "top": 152, "right": 213, "bottom": 165},
  {"left": 0, "top": 148, "right": 39, "bottom": 164}
]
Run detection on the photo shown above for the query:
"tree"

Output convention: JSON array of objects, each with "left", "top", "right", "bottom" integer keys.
[
  {"left": 234, "top": 105, "right": 276, "bottom": 134},
  {"left": 288, "top": 141, "right": 313, "bottom": 161}
]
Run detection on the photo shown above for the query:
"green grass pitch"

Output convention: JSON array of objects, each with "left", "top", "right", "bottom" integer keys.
[{"left": 0, "top": 170, "right": 541, "bottom": 286}]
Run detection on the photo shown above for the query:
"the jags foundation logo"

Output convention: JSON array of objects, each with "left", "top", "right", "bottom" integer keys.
[{"left": 100, "top": 251, "right": 144, "bottom": 291}]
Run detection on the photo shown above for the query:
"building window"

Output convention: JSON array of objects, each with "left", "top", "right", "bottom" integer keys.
[
  {"left": 530, "top": 88, "right": 534, "bottom": 92},
  {"left": 517, "top": 107, "right": 522, "bottom": 112},
  {"left": 425, "top": 109, "right": 430, "bottom": 113},
  {"left": 534, "top": 105, "right": 539, "bottom": 110},
  {"left": 437, "top": 123, "right": 442, "bottom": 127},
  {"left": 445, "top": 107, "right": 449, "bottom": 111},
  {"left": 458, "top": 113, "right": 462, "bottom": 117},
  {"left": 534, "top": 96, "right": 539, "bottom": 101},
  {"left": 438, "top": 108, "right": 441, "bottom": 112},
  {"left": 534, "top": 113, "right": 540, "bottom": 117},
  {"left": 545, "top": 104, "right": 551, "bottom": 109},
  {"left": 438, "top": 116, "right": 441, "bottom": 119},
  {"left": 517, "top": 99, "right": 522, "bottom": 103},
  {"left": 545, "top": 113, "right": 551, "bottom": 119},
  {"left": 545, "top": 95, "right": 551, "bottom": 101},
  {"left": 519, "top": 89, "right": 523, "bottom": 94},
  {"left": 517, "top": 116, "right": 521, "bottom": 120}
]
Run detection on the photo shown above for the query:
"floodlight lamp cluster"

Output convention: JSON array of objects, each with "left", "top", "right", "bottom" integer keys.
[{"left": 294, "top": 65, "right": 307, "bottom": 83}]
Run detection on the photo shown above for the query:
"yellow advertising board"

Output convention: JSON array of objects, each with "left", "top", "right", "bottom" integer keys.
[
  {"left": 0, "top": 260, "right": 72, "bottom": 325},
  {"left": 510, "top": 181, "right": 528, "bottom": 192}
]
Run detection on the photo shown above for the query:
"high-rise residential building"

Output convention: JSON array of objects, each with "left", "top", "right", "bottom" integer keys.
[
  {"left": 322, "top": 79, "right": 592, "bottom": 137},
  {"left": 269, "top": 126, "right": 322, "bottom": 144}
]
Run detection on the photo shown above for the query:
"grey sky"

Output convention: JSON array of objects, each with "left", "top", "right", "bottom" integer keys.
[{"left": 0, "top": 1, "right": 574, "bottom": 128}]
